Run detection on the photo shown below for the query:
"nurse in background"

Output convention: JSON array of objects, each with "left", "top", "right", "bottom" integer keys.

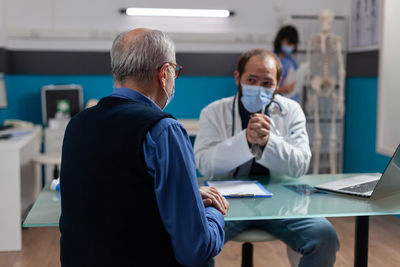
[{"left": 274, "top": 25, "right": 300, "bottom": 102}]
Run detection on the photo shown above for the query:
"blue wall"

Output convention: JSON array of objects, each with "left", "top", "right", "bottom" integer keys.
[
  {"left": 166, "top": 76, "right": 237, "bottom": 117},
  {"left": 343, "top": 77, "right": 391, "bottom": 173},
  {"left": 0, "top": 74, "right": 392, "bottom": 175},
  {"left": 0, "top": 75, "right": 114, "bottom": 124},
  {"left": 0, "top": 74, "right": 237, "bottom": 124}
]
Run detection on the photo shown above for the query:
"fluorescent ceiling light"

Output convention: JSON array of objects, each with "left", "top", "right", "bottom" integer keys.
[{"left": 121, "top": 8, "right": 233, "bottom": 18}]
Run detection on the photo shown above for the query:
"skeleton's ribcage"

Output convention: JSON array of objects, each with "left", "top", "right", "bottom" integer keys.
[{"left": 309, "top": 37, "right": 340, "bottom": 79}]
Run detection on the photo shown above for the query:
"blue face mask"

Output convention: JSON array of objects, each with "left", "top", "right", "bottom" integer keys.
[
  {"left": 281, "top": 44, "right": 294, "bottom": 55},
  {"left": 240, "top": 84, "right": 275, "bottom": 113},
  {"left": 162, "top": 66, "right": 177, "bottom": 109},
  {"left": 163, "top": 85, "right": 175, "bottom": 110}
]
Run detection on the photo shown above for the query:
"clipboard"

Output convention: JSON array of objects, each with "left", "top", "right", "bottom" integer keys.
[{"left": 204, "top": 180, "right": 273, "bottom": 198}]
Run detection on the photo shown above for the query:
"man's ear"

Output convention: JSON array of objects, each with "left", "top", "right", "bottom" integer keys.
[
  {"left": 234, "top": 70, "right": 240, "bottom": 86},
  {"left": 158, "top": 64, "right": 168, "bottom": 89}
]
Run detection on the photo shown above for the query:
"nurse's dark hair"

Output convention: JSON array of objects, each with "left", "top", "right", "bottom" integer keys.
[
  {"left": 273, "top": 25, "right": 299, "bottom": 54},
  {"left": 237, "top": 49, "right": 283, "bottom": 82}
]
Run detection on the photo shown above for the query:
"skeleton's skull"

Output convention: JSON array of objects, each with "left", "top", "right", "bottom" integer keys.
[{"left": 319, "top": 8, "right": 334, "bottom": 32}]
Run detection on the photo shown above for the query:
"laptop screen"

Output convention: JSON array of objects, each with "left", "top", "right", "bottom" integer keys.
[
  {"left": 371, "top": 144, "right": 400, "bottom": 198},
  {"left": 393, "top": 145, "right": 400, "bottom": 168}
]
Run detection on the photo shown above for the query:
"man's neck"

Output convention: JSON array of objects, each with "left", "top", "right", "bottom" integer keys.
[{"left": 115, "top": 79, "right": 165, "bottom": 108}]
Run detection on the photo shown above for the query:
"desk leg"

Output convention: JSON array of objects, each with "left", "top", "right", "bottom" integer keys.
[
  {"left": 354, "top": 216, "right": 369, "bottom": 267},
  {"left": 242, "top": 242, "right": 253, "bottom": 267}
]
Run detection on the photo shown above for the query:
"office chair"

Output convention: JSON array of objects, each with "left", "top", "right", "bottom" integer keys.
[{"left": 231, "top": 229, "right": 301, "bottom": 267}]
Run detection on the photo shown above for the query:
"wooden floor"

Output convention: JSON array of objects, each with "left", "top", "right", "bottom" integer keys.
[{"left": 1, "top": 216, "right": 399, "bottom": 267}]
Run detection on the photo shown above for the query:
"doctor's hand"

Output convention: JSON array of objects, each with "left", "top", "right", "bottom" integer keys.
[
  {"left": 199, "top": 186, "right": 229, "bottom": 215},
  {"left": 246, "top": 113, "right": 271, "bottom": 147}
]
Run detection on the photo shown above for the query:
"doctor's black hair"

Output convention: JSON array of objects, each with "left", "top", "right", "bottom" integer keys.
[
  {"left": 273, "top": 25, "right": 299, "bottom": 54},
  {"left": 237, "top": 49, "right": 283, "bottom": 82}
]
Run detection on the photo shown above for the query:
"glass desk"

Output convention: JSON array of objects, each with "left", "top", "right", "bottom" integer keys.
[
  {"left": 23, "top": 183, "right": 61, "bottom": 227},
  {"left": 220, "top": 174, "right": 400, "bottom": 220},
  {"left": 24, "top": 174, "right": 400, "bottom": 267}
]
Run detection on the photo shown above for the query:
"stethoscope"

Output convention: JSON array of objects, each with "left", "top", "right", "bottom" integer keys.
[{"left": 231, "top": 93, "right": 283, "bottom": 137}]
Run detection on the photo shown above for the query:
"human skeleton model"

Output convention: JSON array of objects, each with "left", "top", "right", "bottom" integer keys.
[{"left": 306, "top": 9, "right": 345, "bottom": 174}]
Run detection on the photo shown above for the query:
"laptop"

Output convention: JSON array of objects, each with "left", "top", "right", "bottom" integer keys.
[{"left": 315, "top": 144, "right": 400, "bottom": 198}]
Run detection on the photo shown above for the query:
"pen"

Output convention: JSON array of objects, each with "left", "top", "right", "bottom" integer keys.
[{"left": 228, "top": 194, "right": 255, "bottom": 198}]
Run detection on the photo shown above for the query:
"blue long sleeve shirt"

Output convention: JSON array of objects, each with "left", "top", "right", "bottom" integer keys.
[{"left": 110, "top": 88, "right": 225, "bottom": 266}]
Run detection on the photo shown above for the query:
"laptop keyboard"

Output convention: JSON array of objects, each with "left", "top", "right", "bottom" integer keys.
[{"left": 341, "top": 180, "right": 379, "bottom": 193}]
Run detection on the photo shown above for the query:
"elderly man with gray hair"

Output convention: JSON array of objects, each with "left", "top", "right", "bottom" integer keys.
[{"left": 59, "top": 28, "right": 228, "bottom": 267}]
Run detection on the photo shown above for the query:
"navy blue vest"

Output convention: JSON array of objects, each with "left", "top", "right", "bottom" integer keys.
[{"left": 60, "top": 96, "right": 183, "bottom": 267}]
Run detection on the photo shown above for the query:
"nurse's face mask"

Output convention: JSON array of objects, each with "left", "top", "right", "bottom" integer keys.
[
  {"left": 281, "top": 44, "right": 294, "bottom": 55},
  {"left": 281, "top": 38, "right": 295, "bottom": 56}
]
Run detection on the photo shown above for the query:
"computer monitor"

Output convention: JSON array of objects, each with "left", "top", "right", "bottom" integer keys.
[{"left": 41, "top": 84, "right": 83, "bottom": 126}]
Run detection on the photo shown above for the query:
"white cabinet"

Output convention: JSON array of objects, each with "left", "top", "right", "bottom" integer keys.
[{"left": 0, "top": 127, "right": 42, "bottom": 251}]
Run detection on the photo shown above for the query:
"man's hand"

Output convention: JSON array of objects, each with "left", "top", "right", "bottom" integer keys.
[
  {"left": 246, "top": 113, "right": 271, "bottom": 147},
  {"left": 199, "top": 186, "right": 229, "bottom": 215}
]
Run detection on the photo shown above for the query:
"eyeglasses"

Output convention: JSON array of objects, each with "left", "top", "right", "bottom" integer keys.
[{"left": 159, "top": 62, "right": 183, "bottom": 79}]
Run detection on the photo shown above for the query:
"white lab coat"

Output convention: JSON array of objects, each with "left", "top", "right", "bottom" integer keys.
[{"left": 194, "top": 93, "right": 311, "bottom": 179}]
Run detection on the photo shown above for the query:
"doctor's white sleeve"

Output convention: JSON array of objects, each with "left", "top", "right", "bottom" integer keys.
[
  {"left": 194, "top": 108, "right": 254, "bottom": 178},
  {"left": 256, "top": 104, "right": 312, "bottom": 178}
]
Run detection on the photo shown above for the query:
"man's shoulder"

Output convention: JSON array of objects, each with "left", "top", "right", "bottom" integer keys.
[
  {"left": 66, "top": 106, "right": 94, "bottom": 127},
  {"left": 156, "top": 117, "right": 182, "bottom": 130},
  {"left": 148, "top": 117, "right": 185, "bottom": 142}
]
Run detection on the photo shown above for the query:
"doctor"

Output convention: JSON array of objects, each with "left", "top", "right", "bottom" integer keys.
[{"left": 194, "top": 49, "right": 339, "bottom": 267}]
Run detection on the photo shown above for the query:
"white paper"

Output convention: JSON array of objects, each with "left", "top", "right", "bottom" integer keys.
[
  {"left": 206, "top": 180, "right": 270, "bottom": 197},
  {"left": 285, "top": 67, "right": 296, "bottom": 85},
  {"left": 284, "top": 62, "right": 310, "bottom": 98}
]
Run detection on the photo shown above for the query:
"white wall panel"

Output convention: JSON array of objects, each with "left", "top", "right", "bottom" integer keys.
[
  {"left": 5, "top": 0, "right": 53, "bottom": 28},
  {"left": 377, "top": 0, "right": 400, "bottom": 156},
  {"left": 2, "top": 0, "right": 350, "bottom": 52},
  {"left": 0, "top": 0, "right": 5, "bottom": 46}
]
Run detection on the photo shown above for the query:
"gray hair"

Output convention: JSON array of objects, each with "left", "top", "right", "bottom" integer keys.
[{"left": 110, "top": 30, "right": 175, "bottom": 84}]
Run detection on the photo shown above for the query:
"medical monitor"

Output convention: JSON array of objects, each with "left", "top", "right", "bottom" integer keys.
[{"left": 41, "top": 84, "right": 83, "bottom": 126}]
